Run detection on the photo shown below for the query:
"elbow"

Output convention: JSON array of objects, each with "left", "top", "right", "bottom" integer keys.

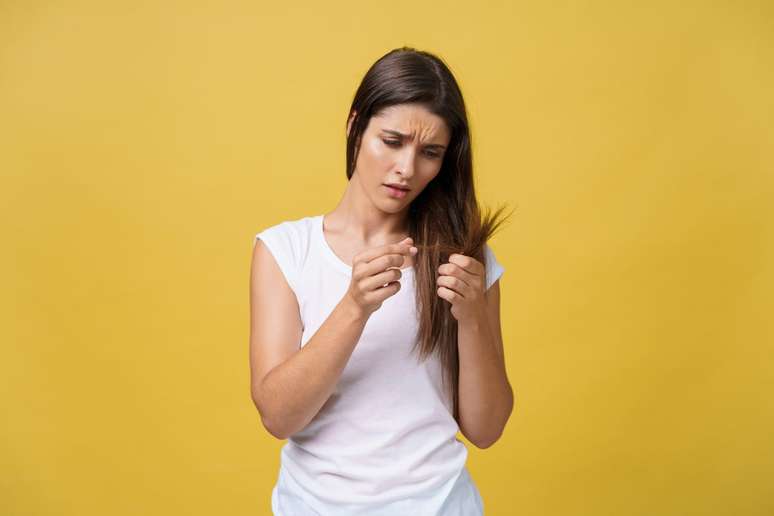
[
  {"left": 469, "top": 392, "right": 515, "bottom": 449},
  {"left": 461, "top": 423, "right": 504, "bottom": 449},
  {"left": 256, "top": 405, "right": 290, "bottom": 440},
  {"left": 251, "top": 389, "right": 290, "bottom": 440},
  {"left": 261, "top": 415, "right": 290, "bottom": 441},
  {"left": 472, "top": 429, "right": 504, "bottom": 449}
]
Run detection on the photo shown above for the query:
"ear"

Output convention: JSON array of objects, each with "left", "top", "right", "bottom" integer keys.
[{"left": 347, "top": 110, "right": 357, "bottom": 138}]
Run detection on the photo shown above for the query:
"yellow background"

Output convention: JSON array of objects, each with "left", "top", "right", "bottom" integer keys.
[{"left": 2, "top": 1, "right": 773, "bottom": 514}]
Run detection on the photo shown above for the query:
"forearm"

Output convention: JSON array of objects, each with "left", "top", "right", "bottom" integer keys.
[
  {"left": 258, "top": 297, "right": 368, "bottom": 439},
  {"left": 456, "top": 315, "right": 513, "bottom": 448}
]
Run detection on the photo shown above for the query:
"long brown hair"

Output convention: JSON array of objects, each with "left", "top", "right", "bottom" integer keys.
[{"left": 345, "top": 47, "right": 514, "bottom": 424}]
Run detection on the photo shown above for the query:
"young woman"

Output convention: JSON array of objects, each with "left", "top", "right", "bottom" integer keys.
[{"left": 250, "top": 47, "right": 514, "bottom": 515}]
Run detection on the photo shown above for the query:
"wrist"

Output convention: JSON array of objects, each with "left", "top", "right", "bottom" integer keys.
[
  {"left": 340, "top": 294, "right": 369, "bottom": 323},
  {"left": 458, "top": 309, "right": 488, "bottom": 331}
]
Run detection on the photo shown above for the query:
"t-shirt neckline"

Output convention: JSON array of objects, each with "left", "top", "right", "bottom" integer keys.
[{"left": 316, "top": 214, "right": 415, "bottom": 275}]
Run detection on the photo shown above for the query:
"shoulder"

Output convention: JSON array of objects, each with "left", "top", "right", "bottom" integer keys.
[
  {"left": 254, "top": 215, "right": 318, "bottom": 284},
  {"left": 255, "top": 214, "right": 316, "bottom": 248}
]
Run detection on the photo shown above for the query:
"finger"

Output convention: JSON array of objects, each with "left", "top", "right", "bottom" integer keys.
[
  {"left": 436, "top": 274, "right": 469, "bottom": 297},
  {"left": 363, "top": 252, "right": 410, "bottom": 277},
  {"left": 438, "top": 261, "right": 478, "bottom": 286},
  {"left": 362, "top": 268, "right": 403, "bottom": 292},
  {"left": 437, "top": 286, "right": 459, "bottom": 303},
  {"left": 355, "top": 238, "right": 414, "bottom": 265},
  {"left": 447, "top": 253, "right": 483, "bottom": 275}
]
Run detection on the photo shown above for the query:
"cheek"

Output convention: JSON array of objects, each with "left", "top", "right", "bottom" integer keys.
[
  {"left": 363, "top": 138, "right": 391, "bottom": 165},
  {"left": 357, "top": 143, "right": 392, "bottom": 183},
  {"left": 417, "top": 166, "right": 441, "bottom": 187}
]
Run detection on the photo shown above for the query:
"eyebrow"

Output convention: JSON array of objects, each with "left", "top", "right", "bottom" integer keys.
[{"left": 381, "top": 129, "right": 447, "bottom": 150}]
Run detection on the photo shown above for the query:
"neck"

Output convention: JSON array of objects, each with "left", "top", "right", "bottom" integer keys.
[{"left": 324, "top": 173, "right": 410, "bottom": 244}]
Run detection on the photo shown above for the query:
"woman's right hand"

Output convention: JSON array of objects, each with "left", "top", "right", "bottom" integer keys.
[{"left": 345, "top": 237, "right": 418, "bottom": 317}]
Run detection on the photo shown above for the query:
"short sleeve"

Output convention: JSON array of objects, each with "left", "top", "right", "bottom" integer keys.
[
  {"left": 483, "top": 242, "right": 505, "bottom": 291},
  {"left": 254, "top": 223, "right": 300, "bottom": 295}
]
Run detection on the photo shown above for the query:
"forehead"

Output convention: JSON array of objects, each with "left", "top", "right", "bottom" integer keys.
[{"left": 370, "top": 103, "right": 450, "bottom": 139}]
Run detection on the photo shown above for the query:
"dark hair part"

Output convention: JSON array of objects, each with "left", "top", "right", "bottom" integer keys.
[{"left": 345, "top": 47, "right": 514, "bottom": 423}]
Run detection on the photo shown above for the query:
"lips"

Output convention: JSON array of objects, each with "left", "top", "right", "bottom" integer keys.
[
  {"left": 384, "top": 184, "right": 409, "bottom": 199},
  {"left": 384, "top": 183, "right": 410, "bottom": 191}
]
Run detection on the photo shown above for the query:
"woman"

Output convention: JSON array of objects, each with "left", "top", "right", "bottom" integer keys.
[{"left": 250, "top": 47, "right": 514, "bottom": 515}]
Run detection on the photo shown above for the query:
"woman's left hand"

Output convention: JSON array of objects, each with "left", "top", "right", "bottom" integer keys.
[{"left": 436, "top": 253, "right": 487, "bottom": 325}]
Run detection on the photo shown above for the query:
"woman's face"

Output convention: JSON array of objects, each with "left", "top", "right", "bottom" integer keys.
[{"left": 348, "top": 103, "right": 451, "bottom": 213}]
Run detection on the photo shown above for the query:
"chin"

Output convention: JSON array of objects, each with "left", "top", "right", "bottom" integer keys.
[
  {"left": 380, "top": 204, "right": 405, "bottom": 214},
  {"left": 376, "top": 197, "right": 409, "bottom": 213}
]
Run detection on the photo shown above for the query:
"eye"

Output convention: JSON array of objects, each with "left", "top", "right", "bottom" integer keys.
[{"left": 382, "top": 138, "right": 441, "bottom": 159}]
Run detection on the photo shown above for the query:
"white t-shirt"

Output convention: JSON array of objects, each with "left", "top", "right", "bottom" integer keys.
[{"left": 254, "top": 214, "right": 505, "bottom": 515}]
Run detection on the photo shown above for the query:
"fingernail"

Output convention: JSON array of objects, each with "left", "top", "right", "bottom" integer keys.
[{"left": 410, "top": 246, "right": 417, "bottom": 254}]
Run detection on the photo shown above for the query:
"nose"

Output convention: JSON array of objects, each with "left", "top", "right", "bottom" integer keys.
[{"left": 396, "top": 148, "right": 417, "bottom": 179}]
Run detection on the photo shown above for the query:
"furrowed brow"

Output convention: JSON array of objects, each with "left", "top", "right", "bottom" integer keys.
[{"left": 381, "top": 129, "right": 447, "bottom": 149}]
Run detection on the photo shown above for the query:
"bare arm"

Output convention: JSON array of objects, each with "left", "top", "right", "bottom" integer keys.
[
  {"left": 249, "top": 236, "right": 415, "bottom": 440},
  {"left": 456, "top": 279, "right": 514, "bottom": 448},
  {"left": 256, "top": 295, "right": 368, "bottom": 439}
]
